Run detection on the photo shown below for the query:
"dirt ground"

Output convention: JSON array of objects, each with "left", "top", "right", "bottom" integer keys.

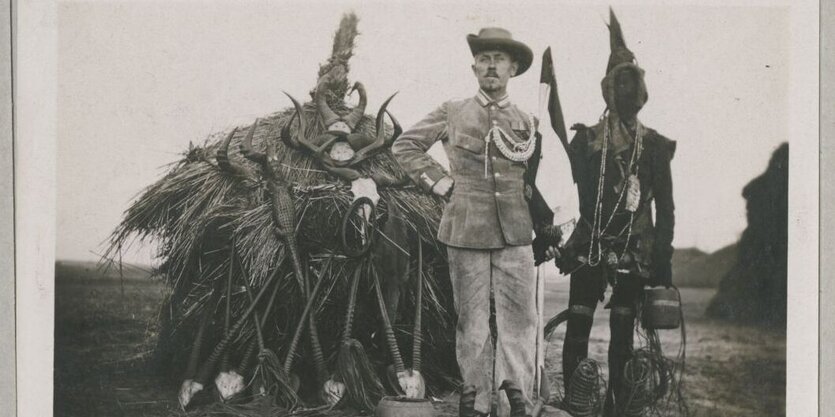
[{"left": 54, "top": 273, "right": 785, "bottom": 417}]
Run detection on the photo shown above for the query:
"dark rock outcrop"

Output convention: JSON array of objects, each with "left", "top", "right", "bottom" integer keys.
[
  {"left": 706, "top": 143, "right": 788, "bottom": 326},
  {"left": 672, "top": 244, "right": 737, "bottom": 288}
]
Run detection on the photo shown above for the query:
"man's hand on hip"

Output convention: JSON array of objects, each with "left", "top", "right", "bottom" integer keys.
[{"left": 431, "top": 176, "right": 454, "bottom": 198}]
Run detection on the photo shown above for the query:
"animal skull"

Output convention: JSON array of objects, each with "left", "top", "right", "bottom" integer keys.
[
  {"left": 214, "top": 370, "right": 245, "bottom": 401},
  {"left": 398, "top": 370, "right": 426, "bottom": 399},
  {"left": 178, "top": 379, "right": 204, "bottom": 409},
  {"left": 323, "top": 378, "right": 346, "bottom": 405}
]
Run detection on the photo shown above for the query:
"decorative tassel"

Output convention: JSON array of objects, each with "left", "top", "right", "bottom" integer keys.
[{"left": 335, "top": 262, "right": 383, "bottom": 411}]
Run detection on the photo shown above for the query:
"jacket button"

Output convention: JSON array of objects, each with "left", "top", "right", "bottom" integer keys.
[
  {"left": 494, "top": 172, "right": 501, "bottom": 177},
  {"left": 495, "top": 192, "right": 501, "bottom": 197},
  {"left": 492, "top": 120, "right": 498, "bottom": 125}
]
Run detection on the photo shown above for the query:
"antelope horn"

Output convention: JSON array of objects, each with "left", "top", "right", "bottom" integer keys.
[
  {"left": 282, "top": 264, "right": 328, "bottom": 374},
  {"left": 216, "top": 128, "right": 238, "bottom": 172},
  {"left": 239, "top": 119, "right": 266, "bottom": 164},
  {"left": 371, "top": 263, "right": 407, "bottom": 373},
  {"left": 184, "top": 291, "right": 218, "bottom": 379},
  {"left": 376, "top": 93, "right": 397, "bottom": 131},
  {"left": 376, "top": 93, "right": 401, "bottom": 143},
  {"left": 385, "top": 109, "right": 403, "bottom": 144},
  {"left": 315, "top": 76, "right": 341, "bottom": 128},
  {"left": 193, "top": 268, "right": 280, "bottom": 385},
  {"left": 344, "top": 82, "right": 367, "bottom": 130},
  {"left": 216, "top": 127, "right": 256, "bottom": 178},
  {"left": 281, "top": 92, "right": 305, "bottom": 148},
  {"left": 353, "top": 93, "right": 400, "bottom": 161}
]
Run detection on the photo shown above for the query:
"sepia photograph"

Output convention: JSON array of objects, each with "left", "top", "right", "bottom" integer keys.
[{"left": 47, "top": 1, "right": 817, "bottom": 416}]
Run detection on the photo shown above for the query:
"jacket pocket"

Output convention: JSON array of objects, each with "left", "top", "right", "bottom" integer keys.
[
  {"left": 511, "top": 129, "right": 530, "bottom": 141},
  {"left": 453, "top": 132, "right": 485, "bottom": 155}
]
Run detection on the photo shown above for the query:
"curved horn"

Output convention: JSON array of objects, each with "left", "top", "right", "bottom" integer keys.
[
  {"left": 384, "top": 109, "right": 403, "bottom": 144},
  {"left": 280, "top": 92, "right": 305, "bottom": 149},
  {"left": 353, "top": 92, "right": 400, "bottom": 161},
  {"left": 216, "top": 127, "right": 238, "bottom": 172},
  {"left": 344, "top": 82, "right": 368, "bottom": 130},
  {"left": 216, "top": 127, "right": 255, "bottom": 177},
  {"left": 376, "top": 92, "right": 400, "bottom": 141},
  {"left": 315, "top": 76, "right": 341, "bottom": 128},
  {"left": 240, "top": 119, "right": 266, "bottom": 164}
]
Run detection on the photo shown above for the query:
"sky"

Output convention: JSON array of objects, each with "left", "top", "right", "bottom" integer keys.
[{"left": 56, "top": 1, "right": 791, "bottom": 264}]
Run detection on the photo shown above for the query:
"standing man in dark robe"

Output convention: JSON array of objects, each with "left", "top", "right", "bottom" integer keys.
[{"left": 555, "top": 10, "right": 676, "bottom": 417}]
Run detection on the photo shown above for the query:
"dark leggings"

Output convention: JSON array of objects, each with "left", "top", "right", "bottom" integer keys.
[{"left": 562, "top": 264, "right": 643, "bottom": 410}]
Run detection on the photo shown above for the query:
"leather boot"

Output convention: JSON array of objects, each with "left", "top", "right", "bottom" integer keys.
[
  {"left": 459, "top": 385, "right": 484, "bottom": 417},
  {"left": 500, "top": 380, "right": 527, "bottom": 417}
]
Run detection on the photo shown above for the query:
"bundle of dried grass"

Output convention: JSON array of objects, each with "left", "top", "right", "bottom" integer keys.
[{"left": 106, "top": 11, "right": 458, "bottom": 415}]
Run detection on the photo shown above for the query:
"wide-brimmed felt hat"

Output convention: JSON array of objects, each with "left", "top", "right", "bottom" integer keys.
[{"left": 466, "top": 27, "right": 533, "bottom": 76}]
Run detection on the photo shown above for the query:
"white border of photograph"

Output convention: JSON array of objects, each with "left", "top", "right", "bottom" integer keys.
[
  {"left": 15, "top": 0, "right": 820, "bottom": 416},
  {"left": 1, "top": 0, "right": 15, "bottom": 415}
]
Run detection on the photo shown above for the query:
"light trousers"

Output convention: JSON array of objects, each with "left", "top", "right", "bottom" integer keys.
[{"left": 448, "top": 245, "right": 537, "bottom": 416}]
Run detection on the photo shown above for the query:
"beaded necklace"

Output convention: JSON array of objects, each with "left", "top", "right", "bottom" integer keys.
[{"left": 586, "top": 113, "right": 643, "bottom": 267}]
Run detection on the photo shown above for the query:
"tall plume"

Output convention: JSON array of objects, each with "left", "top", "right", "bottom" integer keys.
[
  {"left": 314, "top": 12, "right": 360, "bottom": 109},
  {"left": 606, "top": 7, "right": 636, "bottom": 75},
  {"left": 608, "top": 7, "right": 628, "bottom": 53}
]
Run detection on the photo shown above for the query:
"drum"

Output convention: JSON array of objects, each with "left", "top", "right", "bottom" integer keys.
[
  {"left": 375, "top": 396, "right": 434, "bottom": 417},
  {"left": 641, "top": 287, "right": 682, "bottom": 330}
]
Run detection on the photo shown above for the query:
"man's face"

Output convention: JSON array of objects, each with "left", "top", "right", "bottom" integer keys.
[
  {"left": 472, "top": 50, "right": 518, "bottom": 93},
  {"left": 614, "top": 67, "right": 640, "bottom": 114}
]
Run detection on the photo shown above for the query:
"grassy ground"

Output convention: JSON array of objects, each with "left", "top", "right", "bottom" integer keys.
[{"left": 54, "top": 267, "right": 785, "bottom": 417}]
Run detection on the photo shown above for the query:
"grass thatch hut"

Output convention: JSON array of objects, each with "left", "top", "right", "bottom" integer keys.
[{"left": 107, "top": 12, "right": 459, "bottom": 414}]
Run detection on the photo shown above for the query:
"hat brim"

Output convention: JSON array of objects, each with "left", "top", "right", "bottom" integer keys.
[{"left": 467, "top": 34, "right": 533, "bottom": 77}]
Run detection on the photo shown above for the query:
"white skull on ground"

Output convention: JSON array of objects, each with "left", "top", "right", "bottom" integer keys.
[
  {"left": 398, "top": 370, "right": 426, "bottom": 399},
  {"left": 178, "top": 379, "right": 204, "bottom": 409},
  {"left": 215, "top": 370, "right": 245, "bottom": 401},
  {"left": 323, "top": 378, "right": 346, "bottom": 405}
]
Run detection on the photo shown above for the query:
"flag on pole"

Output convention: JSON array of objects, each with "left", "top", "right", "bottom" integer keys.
[{"left": 540, "top": 47, "right": 575, "bottom": 183}]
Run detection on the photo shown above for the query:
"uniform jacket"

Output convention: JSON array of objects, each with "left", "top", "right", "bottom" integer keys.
[{"left": 392, "top": 90, "right": 544, "bottom": 249}]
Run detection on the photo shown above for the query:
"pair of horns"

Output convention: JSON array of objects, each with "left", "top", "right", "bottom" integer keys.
[
  {"left": 316, "top": 74, "right": 367, "bottom": 132},
  {"left": 281, "top": 89, "right": 400, "bottom": 161}
]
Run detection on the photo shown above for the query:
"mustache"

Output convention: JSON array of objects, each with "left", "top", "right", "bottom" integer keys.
[{"left": 484, "top": 71, "right": 499, "bottom": 78}]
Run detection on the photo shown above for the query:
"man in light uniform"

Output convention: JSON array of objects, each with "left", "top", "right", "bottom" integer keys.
[{"left": 392, "top": 28, "right": 557, "bottom": 417}]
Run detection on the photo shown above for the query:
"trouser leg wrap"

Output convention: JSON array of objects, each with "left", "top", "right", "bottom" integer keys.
[
  {"left": 607, "top": 307, "right": 636, "bottom": 415},
  {"left": 562, "top": 305, "right": 595, "bottom": 392}
]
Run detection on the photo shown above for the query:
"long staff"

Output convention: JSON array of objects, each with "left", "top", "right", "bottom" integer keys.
[{"left": 531, "top": 266, "right": 547, "bottom": 417}]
